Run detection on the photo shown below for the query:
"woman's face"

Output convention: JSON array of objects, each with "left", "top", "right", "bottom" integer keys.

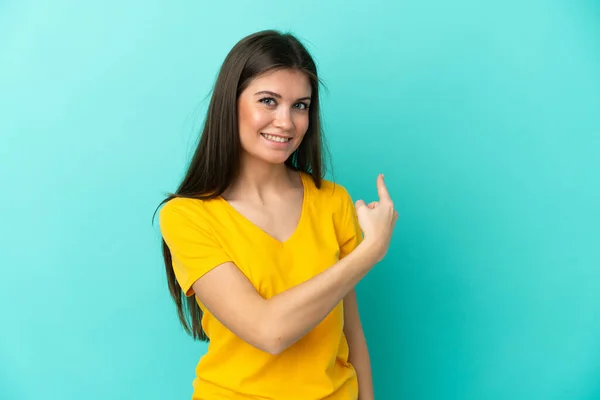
[{"left": 237, "top": 68, "right": 312, "bottom": 166}]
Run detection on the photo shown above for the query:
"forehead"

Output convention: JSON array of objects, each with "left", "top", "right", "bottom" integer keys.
[{"left": 245, "top": 68, "right": 311, "bottom": 97}]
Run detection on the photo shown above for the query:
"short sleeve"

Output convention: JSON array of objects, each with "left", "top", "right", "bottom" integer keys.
[
  {"left": 337, "top": 188, "right": 364, "bottom": 260},
  {"left": 159, "top": 201, "right": 232, "bottom": 297}
]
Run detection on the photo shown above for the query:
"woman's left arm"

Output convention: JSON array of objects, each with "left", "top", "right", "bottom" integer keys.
[{"left": 344, "top": 288, "right": 374, "bottom": 400}]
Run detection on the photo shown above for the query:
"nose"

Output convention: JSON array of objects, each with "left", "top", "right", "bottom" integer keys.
[{"left": 273, "top": 107, "right": 293, "bottom": 131}]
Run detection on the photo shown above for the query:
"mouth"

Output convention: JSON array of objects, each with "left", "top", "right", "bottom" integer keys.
[{"left": 261, "top": 133, "right": 292, "bottom": 143}]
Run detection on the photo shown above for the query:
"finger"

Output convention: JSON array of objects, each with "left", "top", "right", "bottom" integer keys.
[
  {"left": 355, "top": 199, "right": 367, "bottom": 211},
  {"left": 376, "top": 174, "right": 392, "bottom": 203},
  {"left": 368, "top": 201, "right": 378, "bottom": 209}
]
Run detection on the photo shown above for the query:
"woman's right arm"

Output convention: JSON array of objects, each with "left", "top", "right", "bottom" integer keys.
[
  {"left": 190, "top": 174, "right": 398, "bottom": 355},
  {"left": 193, "top": 237, "right": 378, "bottom": 355}
]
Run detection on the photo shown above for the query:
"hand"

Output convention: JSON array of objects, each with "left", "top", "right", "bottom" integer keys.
[{"left": 355, "top": 174, "right": 398, "bottom": 262}]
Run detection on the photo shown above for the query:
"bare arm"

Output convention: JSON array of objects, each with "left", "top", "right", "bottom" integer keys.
[
  {"left": 193, "top": 239, "right": 379, "bottom": 355},
  {"left": 344, "top": 289, "right": 374, "bottom": 400},
  {"left": 190, "top": 174, "right": 398, "bottom": 355}
]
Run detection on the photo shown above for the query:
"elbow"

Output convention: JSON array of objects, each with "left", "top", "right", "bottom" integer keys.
[
  {"left": 256, "top": 319, "right": 288, "bottom": 355},
  {"left": 262, "top": 338, "right": 285, "bottom": 356}
]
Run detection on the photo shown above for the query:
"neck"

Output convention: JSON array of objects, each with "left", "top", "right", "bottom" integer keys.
[{"left": 225, "top": 155, "right": 297, "bottom": 202}]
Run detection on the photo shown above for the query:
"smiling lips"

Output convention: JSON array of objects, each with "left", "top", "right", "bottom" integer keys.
[{"left": 261, "top": 133, "right": 292, "bottom": 143}]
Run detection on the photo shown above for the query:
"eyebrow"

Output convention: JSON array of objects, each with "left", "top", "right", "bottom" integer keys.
[{"left": 254, "top": 90, "right": 311, "bottom": 102}]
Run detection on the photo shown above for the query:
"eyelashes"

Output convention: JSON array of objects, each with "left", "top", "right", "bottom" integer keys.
[
  {"left": 258, "top": 97, "right": 310, "bottom": 110},
  {"left": 259, "top": 97, "right": 277, "bottom": 106}
]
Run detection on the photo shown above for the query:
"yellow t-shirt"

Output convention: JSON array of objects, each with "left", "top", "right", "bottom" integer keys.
[{"left": 159, "top": 171, "right": 364, "bottom": 400}]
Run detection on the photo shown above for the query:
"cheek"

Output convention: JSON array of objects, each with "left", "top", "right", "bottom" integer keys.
[
  {"left": 241, "top": 108, "right": 271, "bottom": 132},
  {"left": 295, "top": 114, "right": 310, "bottom": 137}
]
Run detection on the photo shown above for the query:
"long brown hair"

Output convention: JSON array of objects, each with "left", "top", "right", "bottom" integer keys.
[{"left": 155, "top": 30, "right": 329, "bottom": 341}]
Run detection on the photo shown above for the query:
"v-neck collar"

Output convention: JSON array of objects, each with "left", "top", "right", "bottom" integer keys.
[{"left": 217, "top": 171, "right": 309, "bottom": 246}]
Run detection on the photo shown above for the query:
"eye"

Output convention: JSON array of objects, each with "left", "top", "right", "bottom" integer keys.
[
  {"left": 259, "top": 97, "right": 276, "bottom": 106},
  {"left": 294, "top": 102, "right": 310, "bottom": 110}
]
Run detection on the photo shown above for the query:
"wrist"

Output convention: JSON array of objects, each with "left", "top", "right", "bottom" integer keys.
[{"left": 355, "top": 237, "right": 383, "bottom": 265}]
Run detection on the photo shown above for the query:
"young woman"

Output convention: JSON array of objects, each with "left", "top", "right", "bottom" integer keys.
[{"left": 158, "top": 30, "right": 398, "bottom": 400}]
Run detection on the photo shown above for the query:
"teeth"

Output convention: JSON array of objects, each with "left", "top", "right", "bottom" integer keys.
[{"left": 262, "top": 133, "right": 291, "bottom": 143}]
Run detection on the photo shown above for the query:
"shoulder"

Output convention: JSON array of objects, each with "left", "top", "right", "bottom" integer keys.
[
  {"left": 302, "top": 173, "right": 362, "bottom": 247},
  {"left": 160, "top": 196, "right": 203, "bottom": 219},
  {"left": 159, "top": 196, "right": 220, "bottom": 233},
  {"left": 301, "top": 172, "right": 355, "bottom": 213}
]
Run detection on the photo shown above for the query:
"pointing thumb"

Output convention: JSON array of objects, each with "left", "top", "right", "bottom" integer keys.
[{"left": 355, "top": 199, "right": 367, "bottom": 211}]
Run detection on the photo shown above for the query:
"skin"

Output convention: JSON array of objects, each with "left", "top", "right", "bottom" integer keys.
[
  {"left": 193, "top": 68, "right": 397, "bottom": 399},
  {"left": 222, "top": 68, "right": 311, "bottom": 243}
]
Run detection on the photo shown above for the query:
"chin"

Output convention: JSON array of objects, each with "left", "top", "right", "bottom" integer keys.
[
  {"left": 262, "top": 153, "right": 294, "bottom": 165},
  {"left": 241, "top": 149, "right": 295, "bottom": 166},
  {"left": 240, "top": 137, "right": 303, "bottom": 166}
]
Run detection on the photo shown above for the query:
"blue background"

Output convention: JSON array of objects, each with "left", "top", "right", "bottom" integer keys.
[{"left": 1, "top": 1, "right": 599, "bottom": 399}]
